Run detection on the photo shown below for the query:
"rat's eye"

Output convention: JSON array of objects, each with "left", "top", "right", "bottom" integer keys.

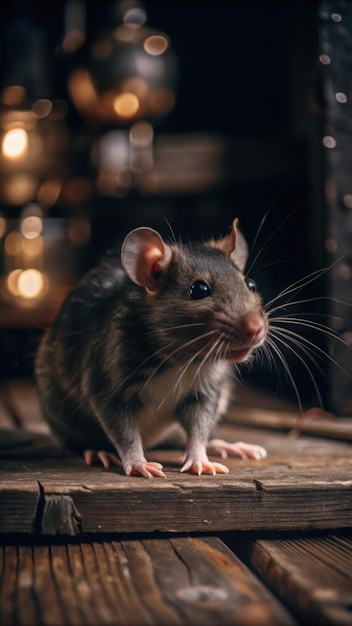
[
  {"left": 245, "top": 277, "right": 257, "bottom": 292},
  {"left": 189, "top": 280, "right": 211, "bottom": 300}
]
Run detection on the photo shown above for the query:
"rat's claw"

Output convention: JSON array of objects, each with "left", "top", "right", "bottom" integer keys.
[
  {"left": 207, "top": 439, "right": 267, "bottom": 461},
  {"left": 125, "top": 461, "right": 166, "bottom": 479},
  {"left": 180, "top": 457, "right": 229, "bottom": 475},
  {"left": 84, "top": 449, "right": 94, "bottom": 466},
  {"left": 84, "top": 449, "right": 123, "bottom": 469}
]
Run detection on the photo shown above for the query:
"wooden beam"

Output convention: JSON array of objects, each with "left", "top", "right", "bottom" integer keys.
[
  {"left": 227, "top": 406, "right": 352, "bottom": 441},
  {"left": 0, "top": 423, "right": 352, "bottom": 535},
  {"left": 249, "top": 535, "right": 352, "bottom": 626}
]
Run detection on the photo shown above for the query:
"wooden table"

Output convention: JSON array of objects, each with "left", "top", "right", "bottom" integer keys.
[{"left": 1, "top": 380, "right": 352, "bottom": 625}]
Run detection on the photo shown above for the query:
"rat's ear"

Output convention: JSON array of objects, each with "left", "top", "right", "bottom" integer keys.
[
  {"left": 121, "top": 227, "right": 172, "bottom": 291},
  {"left": 212, "top": 218, "right": 248, "bottom": 271}
]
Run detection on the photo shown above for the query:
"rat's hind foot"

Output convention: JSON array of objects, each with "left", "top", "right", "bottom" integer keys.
[
  {"left": 207, "top": 439, "right": 267, "bottom": 460},
  {"left": 125, "top": 461, "right": 166, "bottom": 479},
  {"left": 84, "top": 449, "right": 123, "bottom": 470},
  {"left": 179, "top": 454, "right": 229, "bottom": 476}
]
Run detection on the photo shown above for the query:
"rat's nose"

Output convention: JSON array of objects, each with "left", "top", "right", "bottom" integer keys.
[{"left": 239, "top": 312, "right": 265, "bottom": 343}]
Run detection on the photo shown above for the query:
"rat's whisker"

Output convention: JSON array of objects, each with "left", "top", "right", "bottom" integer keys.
[
  {"left": 266, "top": 295, "right": 351, "bottom": 317},
  {"left": 163, "top": 216, "right": 178, "bottom": 245},
  {"left": 246, "top": 206, "right": 301, "bottom": 276},
  {"left": 269, "top": 316, "right": 352, "bottom": 351},
  {"left": 134, "top": 322, "right": 207, "bottom": 340},
  {"left": 117, "top": 328, "right": 211, "bottom": 392},
  {"left": 270, "top": 326, "right": 328, "bottom": 375},
  {"left": 190, "top": 336, "right": 223, "bottom": 388},
  {"left": 269, "top": 325, "right": 350, "bottom": 378},
  {"left": 268, "top": 330, "right": 324, "bottom": 408},
  {"left": 157, "top": 335, "right": 223, "bottom": 411},
  {"left": 140, "top": 330, "right": 218, "bottom": 394},
  {"left": 265, "top": 257, "right": 345, "bottom": 311},
  {"left": 265, "top": 336, "right": 303, "bottom": 412}
]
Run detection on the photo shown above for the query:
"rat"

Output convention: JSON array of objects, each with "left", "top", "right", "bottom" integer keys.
[{"left": 35, "top": 219, "right": 268, "bottom": 478}]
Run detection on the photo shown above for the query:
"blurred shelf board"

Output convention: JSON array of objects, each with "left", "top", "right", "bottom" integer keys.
[{"left": 141, "top": 133, "right": 303, "bottom": 195}]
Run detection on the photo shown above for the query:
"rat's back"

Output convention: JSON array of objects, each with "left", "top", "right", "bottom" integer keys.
[{"left": 35, "top": 256, "right": 127, "bottom": 452}]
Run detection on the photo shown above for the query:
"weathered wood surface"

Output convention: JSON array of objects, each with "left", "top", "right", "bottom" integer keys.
[
  {"left": 0, "top": 536, "right": 296, "bottom": 626},
  {"left": 0, "top": 423, "right": 351, "bottom": 535},
  {"left": 249, "top": 534, "right": 352, "bottom": 626}
]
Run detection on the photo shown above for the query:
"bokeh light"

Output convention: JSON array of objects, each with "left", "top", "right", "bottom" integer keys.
[
  {"left": 17, "top": 269, "right": 45, "bottom": 299},
  {"left": 113, "top": 93, "right": 140, "bottom": 119},
  {"left": 2, "top": 128, "right": 28, "bottom": 159}
]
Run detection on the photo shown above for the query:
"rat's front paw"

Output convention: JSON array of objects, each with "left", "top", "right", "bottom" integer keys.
[
  {"left": 125, "top": 461, "right": 166, "bottom": 479},
  {"left": 207, "top": 439, "right": 267, "bottom": 460},
  {"left": 179, "top": 455, "right": 229, "bottom": 476}
]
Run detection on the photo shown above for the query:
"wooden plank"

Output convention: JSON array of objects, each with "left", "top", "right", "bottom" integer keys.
[
  {"left": 249, "top": 534, "right": 352, "bottom": 626},
  {"left": 0, "top": 425, "right": 352, "bottom": 534},
  {"left": 0, "top": 486, "right": 40, "bottom": 534},
  {"left": 0, "top": 537, "right": 297, "bottom": 626},
  {"left": 228, "top": 406, "right": 352, "bottom": 441}
]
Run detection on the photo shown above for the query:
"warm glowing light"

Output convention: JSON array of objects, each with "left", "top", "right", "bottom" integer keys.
[
  {"left": 68, "top": 70, "right": 98, "bottom": 109},
  {"left": 144, "top": 35, "right": 168, "bottom": 56},
  {"left": 17, "top": 269, "right": 44, "bottom": 298},
  {"left": 123, "top": 78, "right": 148, "bottom": 98},
  {"left": 37, "top": 179, "right": 62, "bottom": 207},
  {"left": 114, "top": 24, "right": 137, "bottom": 42},
  {"left": 129, "top": 121, "right": 153, "bottom": 147},
  {"left": 31, "top": 99, "right": 53, "bottom": 118},
  {"left": 21, "top": 216, "right": 43, "bottom": 239},
  {"left": 2, "top": 128, "right": 28, "bottom": 159},
  {"left": 0, "top": 216, "right": 6, "bottom": 238},
  {"left": 23, "top": 236, "right": 44, "bottom": 257},
  {"left": 113, "top": 93, "right": 140, "bottom": 118},
  {"left": 2, "top": 85, "right": 26, "bottom": 106},
  {"left": 4, "top": 231, "right": 23, "bottom": 255},
  {"left": 4, "top": 175, "right": 37, "bottom": 205},
  {"left": 6, "top": 269, "right": 22, "bottom": 296}
]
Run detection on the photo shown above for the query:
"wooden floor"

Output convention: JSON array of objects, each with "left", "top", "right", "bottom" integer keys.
[{"left": 1, "top": 379, "right": 352, "bottom": 625}]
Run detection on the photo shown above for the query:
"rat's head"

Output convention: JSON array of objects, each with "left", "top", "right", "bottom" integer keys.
[{"left": 121, "top": 220, "right": 268, "bottom": 364}]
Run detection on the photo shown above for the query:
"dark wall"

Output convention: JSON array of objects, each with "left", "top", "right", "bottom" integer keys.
[{"left": 0, "top": 1, "right": 330, "bottom": 410}]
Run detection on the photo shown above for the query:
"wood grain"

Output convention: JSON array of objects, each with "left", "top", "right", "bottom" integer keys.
[
  {"left": 0, "top": 537, "right": 297, "bottom": 626},
  {"left": 249, "top": 534, "right": 352, "bottom": 626}
]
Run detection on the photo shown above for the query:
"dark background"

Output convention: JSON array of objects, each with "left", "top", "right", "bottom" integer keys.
[{"left": 0, "top": 1, "right": 330, "bottom": 409}]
